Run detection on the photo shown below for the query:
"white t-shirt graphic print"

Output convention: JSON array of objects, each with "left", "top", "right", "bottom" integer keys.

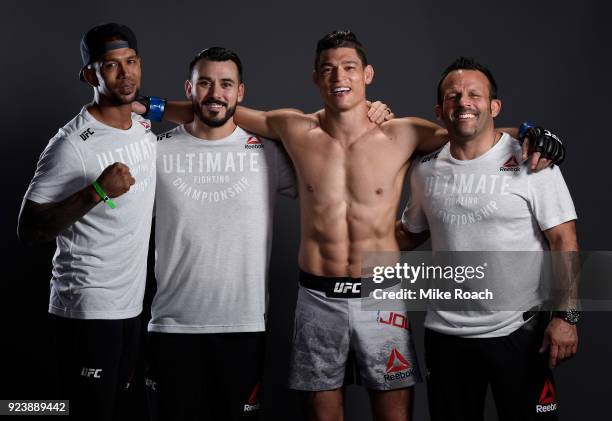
[
  {"left": 25, "top": 107, "right": 157, "bottom": 319},
  {"left": 402, "top": 134, "right": 577, "bottom": 337},
  {"left": 150, "top": 125, "right": 295, "bottom": 333}
]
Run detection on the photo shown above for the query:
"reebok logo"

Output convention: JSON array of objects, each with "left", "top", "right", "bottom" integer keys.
[
  {"left": 384, "top": 348, "right": 414, "bottom": 381},
  {"left": 500, "top": 155, "right": 520, "bottom": 172},
  {"left": 539, "top": 379, "right": 556, "bottom": 404},
  {"left": 535, "top": 379, "right": 557, "bottom": 413},
  {"left": 386, "top": 348, "right": 411, "bottom": 373},
  {"left": 245, "top": 136, "right": 264, "bottom": 149},
  {"left": 80, "top": 367, "right": 102, "bottom": 379},
  {"left": 243, "top": 382, "right": 261, "bottom": 413},
  {"left": 333, "top": 282, "right": 360, "bottom": 294},
  {"left": 139, "top": 121, "right": 151, "bottom": 130}
]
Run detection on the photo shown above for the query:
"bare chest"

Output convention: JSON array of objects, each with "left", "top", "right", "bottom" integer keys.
[{"left": 285, "top": 132, "right": 410, "bottom": 205}]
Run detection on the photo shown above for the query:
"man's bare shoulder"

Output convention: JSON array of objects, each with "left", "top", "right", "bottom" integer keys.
[
  {"left": 379, "top": 117, "right": 422, "bottom": 142},
  {"left": 270, "top": 109, "right": 319, "bottom": 133},
  {"left": 295, "top": 110, "right": 320, "bottom": 126}
]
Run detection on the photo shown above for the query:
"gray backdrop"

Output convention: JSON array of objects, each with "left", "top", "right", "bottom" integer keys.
[{"left": 2, "top": 0, "right": 610, "bottom": 419}]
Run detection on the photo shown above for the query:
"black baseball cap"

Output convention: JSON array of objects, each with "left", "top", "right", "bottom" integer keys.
[{"left": 79, "top": 23, "right": 138, "bottom": 81}]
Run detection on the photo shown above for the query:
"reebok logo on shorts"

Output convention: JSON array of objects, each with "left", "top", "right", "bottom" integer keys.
[
  {"left": 245, "top": 136, "right": 263, "bottom": 149},
  {"left": 500, "top": 155, "right": 520, "bottom": 172},
  {"left": 536, "top": 379, "right": 557, "bottom": 413},
  {"left": 384, "top": 348, "right": 414, "bottom": 381},
  {"left": 80, "top": 367, "right": 103, "bottom": 379},
  {"left": 386, "top": 348, "right": 411, "bottom": 373},
  {"left": 243, "top": 382, "right": 261, "bottom": 413}
]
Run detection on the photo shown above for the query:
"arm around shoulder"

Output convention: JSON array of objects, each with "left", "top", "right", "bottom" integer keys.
[
  {"left": 235, "top": 106, "right": 306, "bottom": 140},
  {"left": 383, "top": 117, "right": 448, "bottom": 155}
]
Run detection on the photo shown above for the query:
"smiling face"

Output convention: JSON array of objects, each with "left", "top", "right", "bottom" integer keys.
[
  {"left": 185, "top": 59, "right": 244, "bottom": 128},
  {"left": 436, "top": 69, "right": 501, "bottom": 140},
  {"left": 313, "top": 47, "right": 374, "bottom": 112},
  {"left": 87, "top": 47, "right": 141, "bottom": 104}
]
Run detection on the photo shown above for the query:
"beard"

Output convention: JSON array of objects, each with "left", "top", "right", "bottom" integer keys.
[
  {"left": 107, "top": 87, "right": 140, "bottom": 106},
  {"left": 193, "top": 98, "right": 237, "bottom": 127}
]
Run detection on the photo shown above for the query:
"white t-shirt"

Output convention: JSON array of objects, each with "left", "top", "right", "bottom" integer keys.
[
  {"left": 402, "top": 133, "right": 577, "bottom": 337},
  {"left": 149, "top": 125, "right": 295, "bottom": 333},
  {"left": 25, "top": 107, "right": 157, "bottom": 319}
]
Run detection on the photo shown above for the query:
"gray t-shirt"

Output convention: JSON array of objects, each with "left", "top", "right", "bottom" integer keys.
[
  {"left": 149, "top": 125, "right": 295, "bottom": 333},
  {"left": 25, "top": 107, "right": 157, "bottom": 319},
  {"left": 402, "top": 133, "right": 577, "bottom": 337}
]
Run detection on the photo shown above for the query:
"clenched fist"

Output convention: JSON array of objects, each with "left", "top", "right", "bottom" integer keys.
[{"left": 96, "top": 163, "right": 135, "bottom": 198}]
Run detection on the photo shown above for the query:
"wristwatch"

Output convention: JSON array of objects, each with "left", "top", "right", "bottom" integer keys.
[{"left": 553, "top": 309, "right": 581, "bottom": 325}]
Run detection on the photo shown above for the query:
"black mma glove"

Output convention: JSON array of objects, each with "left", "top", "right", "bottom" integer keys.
[{"left": 519, "top": 122, "right": 565, "bottom": 165}]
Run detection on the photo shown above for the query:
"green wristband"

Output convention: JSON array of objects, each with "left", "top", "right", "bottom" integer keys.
[{"left": 92, "top": 181, "right": 116, "bottom": 209}]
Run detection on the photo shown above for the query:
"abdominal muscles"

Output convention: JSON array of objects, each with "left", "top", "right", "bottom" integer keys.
[{"left": 298, "top": 195, "right": 399, "bottom": 277}]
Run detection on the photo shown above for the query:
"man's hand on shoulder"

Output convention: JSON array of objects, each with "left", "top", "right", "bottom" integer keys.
[
  {"left": 367, "top": 100, "right": 394, "bottom": 125},
  {"left": 519, "top": 123, "right": 566, "bottom": 171},
  {"left": 131, "top": 100, "right": 146, "bottom": 115}
]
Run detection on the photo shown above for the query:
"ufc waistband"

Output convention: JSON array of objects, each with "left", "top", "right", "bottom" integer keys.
[{"left": 298, "top": 270, "right": 398, "bottom": 298}]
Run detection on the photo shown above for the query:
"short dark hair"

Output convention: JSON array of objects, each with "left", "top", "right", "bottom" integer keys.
[
  {"left": 437, "top": 57, "right": 498, "bottom": 105},
  {"left": 314, "top": 30, "right": 368, "bottom": 69},
  {"left": 188, "top": 47, "right": 243, "bottom": 81}
]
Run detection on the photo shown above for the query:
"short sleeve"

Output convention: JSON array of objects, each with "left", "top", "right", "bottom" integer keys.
[
  {"left": 527, "top": 166, "right": 577, "bottom": 231},
  {"left": 401, "top": 165, "right": 429, "bottom": 233},
  {"left": 24, "top": 133, "right": 86, "bottom": 204}
]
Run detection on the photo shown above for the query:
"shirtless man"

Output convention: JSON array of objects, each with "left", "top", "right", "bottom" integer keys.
[
  {"left": 230, "top": 32, "right": 561, "bottom": 421},
  {"left": 140, "top": 30, "right": 563, "bottom": 421}
]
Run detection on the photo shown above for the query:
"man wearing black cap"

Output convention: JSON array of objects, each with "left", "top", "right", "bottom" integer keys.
[{"left": 18, "top": 23, "right": 156, "bottom": 420}]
